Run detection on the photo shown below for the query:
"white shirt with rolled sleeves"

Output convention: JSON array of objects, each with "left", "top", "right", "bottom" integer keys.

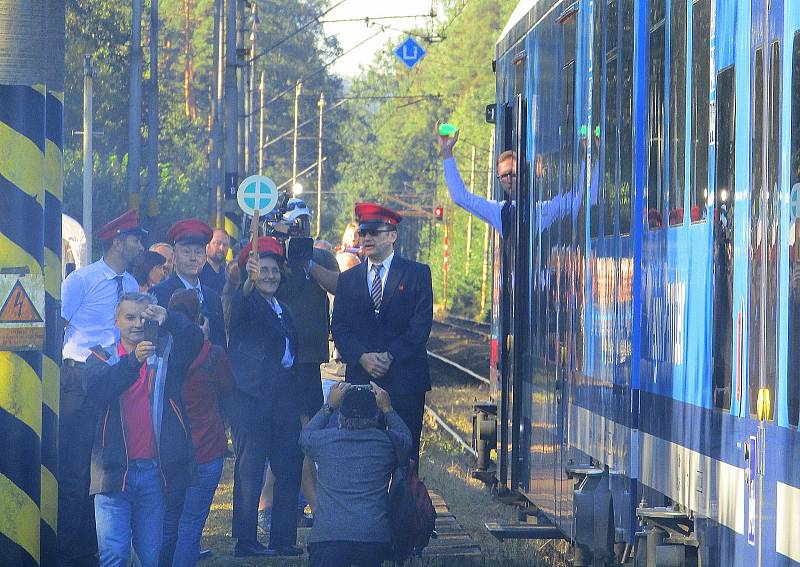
[
  {"left": 61, "top": 258, "right": 138, "bottom": 362},
  {"left": 442, "top": 157, "right": 505, "bottom": 232}
]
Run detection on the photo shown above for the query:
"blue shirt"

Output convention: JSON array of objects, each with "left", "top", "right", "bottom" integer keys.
[{"left": 61, "top": 258, "right": 138, "bottom": 362}]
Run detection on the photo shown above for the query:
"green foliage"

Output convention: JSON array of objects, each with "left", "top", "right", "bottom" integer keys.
[{"left": 331, "top": 0, "right": 516, "bottom": 316}]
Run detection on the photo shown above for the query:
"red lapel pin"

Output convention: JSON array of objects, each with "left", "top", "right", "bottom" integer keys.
[{"left": 398, "top": 284, "right": 405, "bottom": 292}]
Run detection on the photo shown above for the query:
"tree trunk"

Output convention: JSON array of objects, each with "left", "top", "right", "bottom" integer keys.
[{"left": 183, "top": 0, "right": 194, "bottom": 118}]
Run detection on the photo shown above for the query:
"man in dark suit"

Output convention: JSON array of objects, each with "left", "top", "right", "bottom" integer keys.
[
  {"left": 331, "top": 203, "right": 433, "bottom": 467},
  {"left": 150, "top": 219, "right": 227, "bottom": 348}
]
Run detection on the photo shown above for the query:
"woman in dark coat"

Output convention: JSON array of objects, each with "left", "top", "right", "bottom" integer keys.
[{"left": 226, "top": 236, "right": 304, "bottom": 558}]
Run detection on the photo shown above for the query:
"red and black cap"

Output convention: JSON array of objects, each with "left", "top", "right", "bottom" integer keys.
[
  {"left": 354, "top": 202, "right": 402, "bottom": 231},
  {"left": 166, "top": 219, "right": 214, "bottom": 246},
  {"left": 95, "top": 209, "right": 148, "bottom": 241},
  {"left": 237, "top": 236, "right": 284, "bottom": 271}
]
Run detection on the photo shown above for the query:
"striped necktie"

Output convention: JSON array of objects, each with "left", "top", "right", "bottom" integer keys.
[
  {"left": 114, "top": 275, "right": 124, "bottom": 300},
  {"left": 371, "top": 264, "right": 383, "bottom": 313}
]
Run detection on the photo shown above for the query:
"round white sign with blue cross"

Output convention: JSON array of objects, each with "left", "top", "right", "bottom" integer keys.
[{"left": 237, "top": 175, "right": 278, "bottom": 216}]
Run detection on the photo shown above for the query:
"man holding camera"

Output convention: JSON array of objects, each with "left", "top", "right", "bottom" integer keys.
[
  {"left": 84, "top": 292, "right": 203, "bottom": 566},
  {"left": 300, "top": 381, "right": 411, "bottom": 567},
  {"left": 331, "top": 203, "right": 433, "bottom": 469},
  {"left": 150, "top": 219, "right": 227, "bottom": 348},
  {"left": 59, "top": 209, "right": 145, "bottom": 566}
]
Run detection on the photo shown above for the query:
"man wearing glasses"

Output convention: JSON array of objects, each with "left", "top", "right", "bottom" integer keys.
[
  {"left": 150, "top": 219, "right": 227, "bottom": 348},
  {"left": 331, "top": 203, "right": 433, "bottom": 469},
  {"left": 435, "top": 121, "right": 517, "bottom": 235}
]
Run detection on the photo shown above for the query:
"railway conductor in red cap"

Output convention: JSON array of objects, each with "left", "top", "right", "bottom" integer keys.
[
  {"left": 150, "top": 219, "right": 227, "bottom": 348},
  {"left": 331, "top": 202, "right": 433, "bottom": 468}
]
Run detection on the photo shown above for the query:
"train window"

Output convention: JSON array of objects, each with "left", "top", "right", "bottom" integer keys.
[
  {"left": 590, "top": 1, "right": 604, "bottom": 238},
  {"left": 668, "top": 0, "right": 687, "bottom": 225},
  {"left": 647, "top": 0, "right": 666, "bottom": 229},
  {"left": 605, "top": 56, "right": 618, "bottom": 237},
  {"left": 764, "top": 42, "right": 781, "bottom": 415},
  {"left": 712, "top": 65, "right": 735, "bottom": 411},
  {"left": 748, "top": 50, "right": 764, "bottom": 417},
  {"left": 788, "top": 32, "right": 800, "bottom": 427},
  {"left": 690, "top": 0, "right": 710, "bottom": 221},
  {"left": 618, "top": 0, "right": 634, "bottom": 235}
]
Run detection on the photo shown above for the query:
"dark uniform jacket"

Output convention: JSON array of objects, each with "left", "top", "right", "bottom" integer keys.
[
  {"left": 150, "top": 274, "right": 227, "bottom": 348},
  {"left": 85, "top": 310, "right": 204, "bottom": 495},
  {"left": 331, "top": 254, "right": 433, "bottom": 396},
  {"left": 227, "top": 288, "right": 301, "bottom": 415}
]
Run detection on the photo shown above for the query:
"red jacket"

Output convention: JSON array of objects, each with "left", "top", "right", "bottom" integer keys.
[{"left": 182, "top": 340, "right": 235, "bottom": 463}]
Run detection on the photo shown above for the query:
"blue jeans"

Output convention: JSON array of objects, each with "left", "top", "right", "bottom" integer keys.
[
  {"left": 94, "top": 459, "right": 165, "bottom": 567},
  {"left": 161, "top": 457, "right": 223, "bottom": 567}
]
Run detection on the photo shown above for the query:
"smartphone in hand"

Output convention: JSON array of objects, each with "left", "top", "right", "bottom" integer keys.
[{"left": 143, "top": 319, "right": 159, "bottom": 349}]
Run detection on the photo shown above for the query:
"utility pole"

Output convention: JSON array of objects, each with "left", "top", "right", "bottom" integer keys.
[
  {"left": 258, "top": 71, "right": 265, "bottom": 174},
  {"left": 236, "top": 0, "right": 245, "bottom": 180},
  {"left": 480, "top": 133, "right": 495, "bottom": 313},
  {"left": 147, "top": 0, "right": 159, "bottom": 224},
  {"left": 224, "top": 0, "right": 238, "bottom": 200},
  {"left": 0, "top": 2, "right": 46, "bottom": 563},
  {"left": 128, "top": 0, "right": 143, "bottom": 210},
  {"left": 209, "top": 0, "right": 223, "bottom": 224},
  {"left": 465, "top": 144, "right": 475, "bottom": 274},
  {"left": 248, "top": 2, "right": 258, "bottom": 176},
  {"left": 316, "top": 92, "right": 324, "bottom": 237},
  {"left": 83, "top": 56, "right": 94, "bottom": 260},
  {"left": 292, "top": 80, "right": 302, "bottom": 185}
]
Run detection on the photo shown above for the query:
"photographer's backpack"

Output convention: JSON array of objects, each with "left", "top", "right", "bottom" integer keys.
[{"left": 386, "top": 432, "right": 437, "bottom": 565}]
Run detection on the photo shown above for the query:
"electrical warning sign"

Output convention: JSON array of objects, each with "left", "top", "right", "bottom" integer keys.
[{"left": 0, "top": 272, "right": 45, "bottom": 351}]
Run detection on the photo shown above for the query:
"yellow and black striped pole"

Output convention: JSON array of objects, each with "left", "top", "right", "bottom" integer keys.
[
  {"left": 42, "top": 0, "right": 65, "bottom": 564},
  {"left": 0, "top": 1, "right": 47, "bottom": 565}
]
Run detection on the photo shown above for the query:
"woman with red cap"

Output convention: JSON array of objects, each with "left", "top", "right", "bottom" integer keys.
[{"left": 225, "top": 236, "right": 305, "bottom": 558}]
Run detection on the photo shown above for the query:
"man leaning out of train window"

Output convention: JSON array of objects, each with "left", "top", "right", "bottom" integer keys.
[{"left": 436, "top": 120, "right": 517, "bottom": 236}]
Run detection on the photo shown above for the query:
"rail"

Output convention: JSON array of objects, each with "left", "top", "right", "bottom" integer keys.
[
  {"left": 424, "top": 403, "right": 477, "bottom": 458},
  {"left": 427, "top": 350, "right": 490, "bottom": 385}
]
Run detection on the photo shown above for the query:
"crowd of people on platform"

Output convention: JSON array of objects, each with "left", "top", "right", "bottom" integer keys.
[{"left": 57, "top": 198, "right": 431, "bottom": 567}]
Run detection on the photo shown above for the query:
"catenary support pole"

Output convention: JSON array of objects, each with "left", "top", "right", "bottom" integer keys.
[
  {"left": 209, "top": 0, "right": 222, "bottom": 223},
  {"left": 146, "top": 0, "right": 159, "bottom": 225},
  {"left": 42, "top": 1, "right": 65, "bottom": 563},
  {"left": 236, "top": 0, "right": 245, "bottom": 181},
  {"left": 258, "top": 71, "right": 265, "bottom": 175},
  {"left": 128, "top": 0, "right": 143, "bottom": 210},
  {"left": 0, "top": 1, "right": 46, "bottom": 564},
  {"left": 82, "top": 57, "right": 93, "bottom": 261},
  {"left": 291, "top": 80, "right": 302, "bottom": 186},
  {"left": 316, "top": 92, "right": 324, "bottom": 238},
  {"left": 224, "top": 0, "right": 240, "bottom": 243}
]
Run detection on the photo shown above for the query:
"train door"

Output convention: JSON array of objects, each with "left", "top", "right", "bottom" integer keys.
[{"left": 747, "top": 0, "right": 783, "bottom": 562}]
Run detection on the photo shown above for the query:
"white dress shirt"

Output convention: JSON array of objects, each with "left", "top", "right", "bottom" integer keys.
[
  {"left": 61, "top": 258, "right": 138, "bottom": 362},
  {"left": 366, "top": 252, "right": 394, "bottom": 292},
  {"left": 443, "top": 157, "right": 506, "bottom": 232},
  {"left": 176, "top": 273, "right": 206, "bottom": 305}
]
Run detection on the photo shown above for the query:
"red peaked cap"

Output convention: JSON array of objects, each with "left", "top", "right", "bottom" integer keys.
[
  {"left": 354, "top": 202, "right": 402, "bottom": 229},
  {"left": 166, "top": 219, "right": 214, "bottom": 246},
  {"left": 238, "top": 236, "right": 284, "bottom": 271},
  {"left": 95, "top": 209, "right": 148, "bottom": 241}
]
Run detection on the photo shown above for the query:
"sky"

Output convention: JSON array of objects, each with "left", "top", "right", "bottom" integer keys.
[{"left": 322, "top": 0, "right": 440, "bottom": 77}]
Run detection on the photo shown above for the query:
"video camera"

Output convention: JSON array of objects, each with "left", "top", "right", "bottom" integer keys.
[{"left": 258, "top": 192, "right": 314, "bottom": 263}]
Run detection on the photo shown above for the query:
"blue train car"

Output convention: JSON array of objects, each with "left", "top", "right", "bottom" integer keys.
[{"left": 479, "top": 0, "right": 800, "bottom": 564}]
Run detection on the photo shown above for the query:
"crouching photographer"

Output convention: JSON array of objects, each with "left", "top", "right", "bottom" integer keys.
[
  {"left": 84, "top": 292, "right": 204, "bottom": 567},
  {"left": 300, "top": 382, "right": 412, "bottom": 567}
]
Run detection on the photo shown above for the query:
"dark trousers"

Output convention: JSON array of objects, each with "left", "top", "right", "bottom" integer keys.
[
  {"left": 295, "top": 362, "right": 324, "bottom": 417},
  {"left": 391, "top": 393, "right": 426, "bottom": 469},
  {"left": 57, "top": 364, "right": 99, "bottom": 565},
  {"left": 228, "top": 389, "right": 303, "bottom": 548},
  {"left": 308, "top": 540, "right": 389, "bottom": 567}
]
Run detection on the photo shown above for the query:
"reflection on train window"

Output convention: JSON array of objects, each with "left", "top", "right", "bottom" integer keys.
[
  {"left": 604, "top": 1, "right": 618, "bottom": 238},
  {"left": 763, "top": 42, "right": 781, "bottom": 418},
  {"left": 788, "top": 32, "right": 800, "bottom": 427},
  {"left": 590, "top": 1, "right": 604, "bottom": 239},
  {"left": 668, "top": 0, "right": 686, "bottom": 226},
  {"left": 712, "top": 65, "right": 735, "bottom": 411},
  {"left": 618, "top": 0, "right": 634, "bottom": 235},
  {"left": 647, "top": 0, "right": 666, "bottom": 229},
  {"left": 690, "top": 0, "right": 710, "bottom": 221},
  {"left": 748, "top": 50, "right": 764, "bottom": 417}
]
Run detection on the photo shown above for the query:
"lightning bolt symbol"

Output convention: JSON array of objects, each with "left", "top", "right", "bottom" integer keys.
[{"left": 13, "top": 289, "right": 24, "bottom": 318}]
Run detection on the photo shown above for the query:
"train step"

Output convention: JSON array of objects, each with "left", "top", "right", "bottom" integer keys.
[
  {"left": 422, "top": 492, "right": 482, "bottom": 558},
  {"left": 485, "top": 521, "right": 567, "bottom": 542}
]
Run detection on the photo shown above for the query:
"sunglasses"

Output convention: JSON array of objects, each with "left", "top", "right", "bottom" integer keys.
[
  {"left": 497, "top": 172, "right": 517, "bottom": 180},
  {"left": 357, "top": 228, "right": 395, "bottom": 237},
  {"left": 286, "top": 201, "right": 308, "bottom": 212}
]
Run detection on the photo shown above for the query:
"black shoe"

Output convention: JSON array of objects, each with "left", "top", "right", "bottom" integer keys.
[
  {"left": 198, "top": 548, "right": 213, "bottom": 560},
  {"left": 234, "top": 540, "right": 277, "bottom": 557},
  {"left": 270, "top": 545, "right": 304, "bottom": 557}
]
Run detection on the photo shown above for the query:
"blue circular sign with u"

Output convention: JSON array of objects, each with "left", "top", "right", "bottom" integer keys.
[{"left": 237, "top": 175, "right": 278, "bottom": 216}]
